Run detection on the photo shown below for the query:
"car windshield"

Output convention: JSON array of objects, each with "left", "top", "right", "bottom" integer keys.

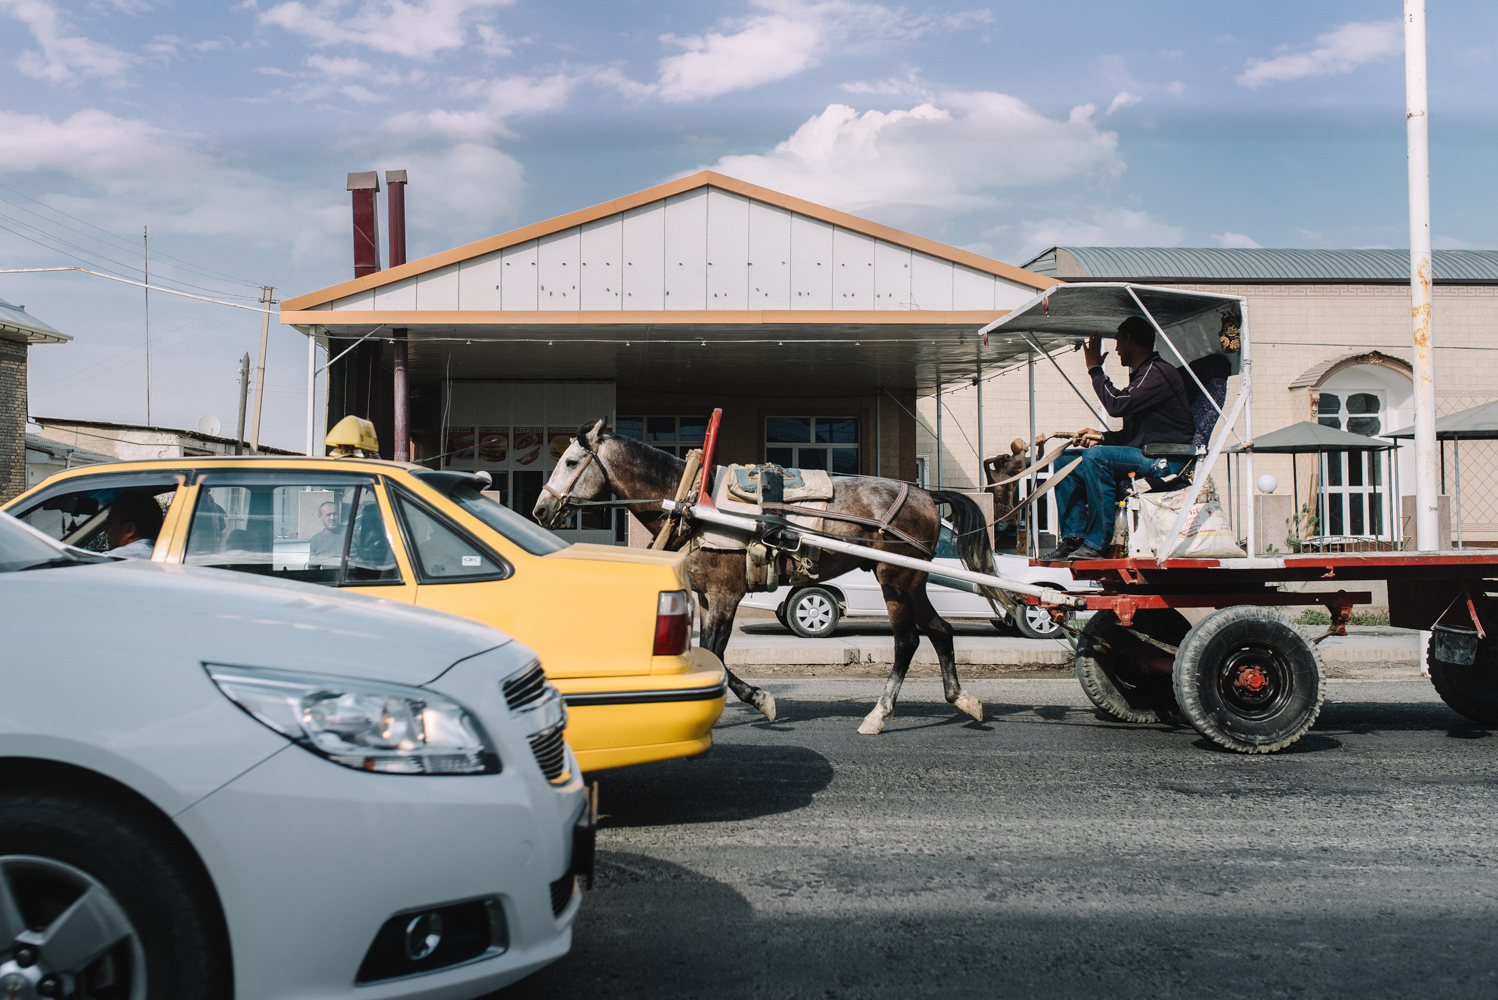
[
  {"left": 411, "top": 471, "right": 570, "bottom": 555},
  {"left": 0, "top": 511, "right": 106, "bottom": 572}
]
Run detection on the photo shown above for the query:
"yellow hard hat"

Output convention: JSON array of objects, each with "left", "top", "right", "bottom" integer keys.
[{"left": 325, "top": 415, "right": 379, "bottom": 457}]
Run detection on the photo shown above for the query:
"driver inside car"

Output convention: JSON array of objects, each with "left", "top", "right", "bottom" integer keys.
[{"left": 104, "top": 490, "right": 167, "bottom": 559}]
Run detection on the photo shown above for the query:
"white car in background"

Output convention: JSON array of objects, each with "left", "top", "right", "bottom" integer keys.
[
  {"left": 739, "top": 523, "right": 1098, "bottom": 639},
  {"left": 0, "top": 511, "right": 589, "bottom": 1000}
]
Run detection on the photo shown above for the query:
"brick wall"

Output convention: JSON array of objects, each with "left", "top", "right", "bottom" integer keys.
[{"left": 0, "top": 338, "right": 26, "bottom": 502}]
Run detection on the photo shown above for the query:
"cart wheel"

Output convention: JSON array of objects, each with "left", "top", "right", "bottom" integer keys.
[
  {"left": 1173, "top": 606, "right": 1325, "bottom": 754},
  {"left": 1014, "top": 603, "right": 1076, "bottom": 640},
  {"left": 1428, "top": 638, "right": 1498, "bottom": 724},
  {"left": 1075, "top": 609, "right": 1190, "bottom": 724}
]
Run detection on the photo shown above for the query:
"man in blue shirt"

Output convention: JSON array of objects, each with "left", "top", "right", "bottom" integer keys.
[{"left": 1046, "top": 316, "right": 1195, "bottom": 560}]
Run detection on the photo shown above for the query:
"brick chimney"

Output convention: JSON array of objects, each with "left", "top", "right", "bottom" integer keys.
[{"left": 347, "top": 171, "right": 381, "bottom": 279}]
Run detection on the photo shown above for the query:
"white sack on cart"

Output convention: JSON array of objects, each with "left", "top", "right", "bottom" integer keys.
[{"left": 1127, "top": 479, "right": 1244, "bottom": 560}]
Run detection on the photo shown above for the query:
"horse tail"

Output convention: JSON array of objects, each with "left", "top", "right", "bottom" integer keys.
[{"left": 928, "top": 490, "right": 992, "bottom": 575}]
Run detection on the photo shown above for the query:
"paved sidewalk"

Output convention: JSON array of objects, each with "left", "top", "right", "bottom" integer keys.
[{"left": 711, "top": 613, "right": 1421, "bottom": 678}]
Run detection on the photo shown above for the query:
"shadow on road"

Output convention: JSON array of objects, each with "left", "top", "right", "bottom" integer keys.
[
  {"left": 737, "top": 620, "right": 1011, "bottom": 638},
  {"left": 589, "top": 743, "right": 834, "bottom": 828}
]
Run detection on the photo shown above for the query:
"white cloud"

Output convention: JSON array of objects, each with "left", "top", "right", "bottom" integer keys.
[
  {"left": 0, "top": 108, "right": 526, "bottom": 268},
  {"left": 702, "top": 93, "right": 1120, "bottom": 229},
  {"left": 1105, "top": 91, "right": 1140, "bottom": 116},
  {"left": 1016, "top": 207, "right": 1183, "bottom": 260},
  {"left": 1237, "top": 20, "right": 1400, "bottom": 88},
  {"left": 1212, "top": 231, "right": 1261, "bottom": 248},
  {"left": 387, "top": 70, "right": 579, "bottom": 140},
  {"left": 259, "top": 0, "right": 513, "bottom": 60},
  {"left": 643, "top": 0, "right": 967, "bottom": 103},
  {"left": 0, "top": 0, "right": 138, "bottom": 85}
]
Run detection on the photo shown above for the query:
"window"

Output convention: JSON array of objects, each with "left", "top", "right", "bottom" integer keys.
[
  {"left": 392, "top": 492, "right": 509, "bottom": 583},
  {"left": 1315, "top": 390, "right": 1388, "bottom": 538},
  {"left": 411, "top": 471, "right": 569, "bottom": 555},
  {"left": 15, "top": 475, "right": 182, "bottom": 552},
  {"left": 185, "top": 475, "right": 401, "bottom": 586},
  {"left": 615, "top": 415, "right": 708, "bottom": 458},
  {"left": 766, "top": 417, "right": 859, "bottom": 474}
]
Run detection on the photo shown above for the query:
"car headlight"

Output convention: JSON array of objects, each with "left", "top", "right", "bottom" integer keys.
[{"left": 206, "top": 664, "right": 500, "bottom": 775}]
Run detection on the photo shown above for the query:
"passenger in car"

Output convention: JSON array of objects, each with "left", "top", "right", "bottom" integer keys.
[
  {"left": 105, "top": 491, "right": 166, "bottom": 559},
  {"left": 308, "top": 501, "right": 345, "bottom": 567}
]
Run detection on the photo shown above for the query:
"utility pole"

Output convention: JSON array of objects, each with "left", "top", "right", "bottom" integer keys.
[
  {"left": 235, "top": 353, "right": 251, "bottom": 456},
  {"left": 1405, "top": 0, "right": 1438, "bottom": 552},
  {"left": 144, "top": 225, "right": 151, "bottom": 425},
  {"left": 249, "top": 286, "right": 274, "bottom": 454}
]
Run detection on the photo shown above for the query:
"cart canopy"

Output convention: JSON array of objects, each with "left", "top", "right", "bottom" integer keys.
[
  {"left": 1385, "top": 399, "right": 1498, "bottom": 441},
  {"left": 1227, "top": 420, "right": 1392, "bottom": 454},
  {"left": 976, "top": 282, "right": 1245, "bottom": 375}
]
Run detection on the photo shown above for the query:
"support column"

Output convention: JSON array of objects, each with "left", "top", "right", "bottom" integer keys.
[
  {"left": 1405, "top": 1, "right": 1439, "bottom": 552},
  {"left": 387, "top": 170, "right": 409, "bottom": 463}
]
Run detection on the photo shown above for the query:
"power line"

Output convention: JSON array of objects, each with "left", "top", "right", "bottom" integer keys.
[{"left": 0, "top": 182, "right": 266, "bottom": 291}]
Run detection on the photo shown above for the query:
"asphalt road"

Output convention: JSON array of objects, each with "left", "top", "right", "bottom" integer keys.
[{"left": 498, "top": 677, "right": 1497, "bottom": 1000}]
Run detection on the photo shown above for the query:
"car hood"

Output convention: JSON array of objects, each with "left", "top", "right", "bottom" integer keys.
[{"left": 3, "top": 559, "right": 511, "bottom": 686}]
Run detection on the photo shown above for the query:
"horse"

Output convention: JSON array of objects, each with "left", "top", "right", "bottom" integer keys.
[{"left": 534, "top": 419, "right": 1001, "bottom": 735}]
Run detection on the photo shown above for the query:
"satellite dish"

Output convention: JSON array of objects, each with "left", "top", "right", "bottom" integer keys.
[{"left": 197, "top": 414, "right": 222, "bottom": 437}]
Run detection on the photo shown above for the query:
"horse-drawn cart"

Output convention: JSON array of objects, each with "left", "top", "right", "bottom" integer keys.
[{"left": 650, "top": 282, "right": 1498, "bottom": 754}]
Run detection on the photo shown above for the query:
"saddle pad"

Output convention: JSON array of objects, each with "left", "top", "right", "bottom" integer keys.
[
  {"left": 697, "top": 466, "right": 828, "bottom": 550},
  {"left": 725, "top": 464, "right": 835, "bottom": 503}
]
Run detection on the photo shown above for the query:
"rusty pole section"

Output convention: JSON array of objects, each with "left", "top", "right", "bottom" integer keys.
[
  {"left": 387, "top": 170, "right": 409, "bottom": 463},
  {"left": 1405, "top": 0, "right": 1438, "bottom": 552}
]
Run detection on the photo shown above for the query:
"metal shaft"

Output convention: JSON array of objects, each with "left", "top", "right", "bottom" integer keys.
[
  {"left": 235, "top": 352, "right": 250, "bottom": 456},
  {"left": 661, "top": 500, "right": 1086, "bottom": 608},
  {"left": 305, "top": 327, "right": 317, "bottom": 456},
  {"left": 1406, "top": 0, "right": 1439, "bottom": 551}
]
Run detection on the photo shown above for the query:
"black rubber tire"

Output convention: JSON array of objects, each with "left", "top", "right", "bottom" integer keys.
[
  {"left": 1428, "top": 637, "right": 1498, "bottom": 724},
  {"left": 774, "top": 603, "right": 789, "bottom": 630},
  {"left": 1075, "top": 609, "right": 1190, "bottom": 724},
  {"left": 1014, "top": 604, "right": 1075, "bottom": 640},
  {"left": 1173, "top": 606, "right": 1325, "bottom": 753},
  {"left": 786, "top": 587, "right": 840, "bottom": 638},
  {"left": 989, "top": 617, "right": 1012, "bottom": 634},
  {"left": 0, "top": 790, "right": 231, "bottom": 999}
]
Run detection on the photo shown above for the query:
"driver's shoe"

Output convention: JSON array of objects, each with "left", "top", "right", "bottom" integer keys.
[{"left": 1041, "top": 537, "right": 1082, "bottom": 560}]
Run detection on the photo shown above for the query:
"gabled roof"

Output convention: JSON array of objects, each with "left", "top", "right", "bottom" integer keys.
[
  {"left": 1025, "top": 246, "right": 1498, "bottom": 283},
  {"left": 283, "top": 170, "right": 1055, "bottom": 312}
]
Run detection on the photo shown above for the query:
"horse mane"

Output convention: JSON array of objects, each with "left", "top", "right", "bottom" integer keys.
[{"left": 594, "top": 429, "right": 686, "bottom": 485}]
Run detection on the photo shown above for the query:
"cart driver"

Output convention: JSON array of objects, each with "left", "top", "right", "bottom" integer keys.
[{"left": 1046, "top": 316, "right": 1194, "bottom": 560}]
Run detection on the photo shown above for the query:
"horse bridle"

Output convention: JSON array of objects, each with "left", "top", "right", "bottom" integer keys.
[{"left": 541, "top": 441, "right": 599, "bottom": 511}]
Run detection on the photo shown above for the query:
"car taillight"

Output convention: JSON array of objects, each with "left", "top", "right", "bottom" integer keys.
[{"left": 653, "top": 590, "right": 691, "bottom": 656}]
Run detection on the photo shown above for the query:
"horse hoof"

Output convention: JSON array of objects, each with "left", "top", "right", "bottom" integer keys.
[
  {"left": 953, "top": 690, "right": 984, "bottom": 723},
  {"left": 753, "top": 690, "right": 778, "bottom": 722},
  {"left": 857, "top": 710, "right": 886, "bottom": 736}
]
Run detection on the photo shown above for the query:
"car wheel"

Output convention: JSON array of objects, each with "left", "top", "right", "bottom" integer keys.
[
  {"left": 787, "top": 587, "right": 840, "bottom": 638},
  {"left": 774, "top": 603, "right": 789, "bottom": 630},
  {"left": 1013, "top": 603, "right": 1074, "bottom": 640},
  {"left": 0, "top": 790, "right": 231, "bottom": 1000}
]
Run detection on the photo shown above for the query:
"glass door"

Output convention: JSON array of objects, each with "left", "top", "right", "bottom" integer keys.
[{"left": 1316, "top": 390, "right": 1388, "bottom": 539}]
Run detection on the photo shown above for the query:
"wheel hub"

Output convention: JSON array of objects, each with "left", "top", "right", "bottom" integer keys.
[
  {"left": 1216, "top": 645, "right": 1288, "bottom": 715},
  {"left": 1234, "top": 665, "right": 1269, "bottom": 695}
]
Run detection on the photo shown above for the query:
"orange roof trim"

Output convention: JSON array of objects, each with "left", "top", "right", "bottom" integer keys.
[{"left": 282, "top": 171, "right": 1058, "bottom": 313}]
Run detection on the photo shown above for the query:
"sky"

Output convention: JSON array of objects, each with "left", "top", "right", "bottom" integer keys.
[{"left": 1, "top": 0, "right": 1495, "bottom": 451}]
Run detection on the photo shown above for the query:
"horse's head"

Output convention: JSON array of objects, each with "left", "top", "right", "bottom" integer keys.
[{"left": 533, "top": 418, "right": 611, "bottom": 528}]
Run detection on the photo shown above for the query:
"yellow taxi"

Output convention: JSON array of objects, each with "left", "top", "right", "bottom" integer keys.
[{"left": 6, "top": 422, "right": 725, "bottom": 773}]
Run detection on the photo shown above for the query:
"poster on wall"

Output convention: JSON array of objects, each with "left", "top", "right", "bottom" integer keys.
[
  {"left": 477, "top": 427, "right": 509, "bottom": 465},
  {"left": 445, "top": 427, "right": 475, "bottom": 466},
  {"left": 548, "top": 428, "right": 574, "bottom": 464},
  {"left": 513, "top": 427, "right": 543, "bottom": 466}
]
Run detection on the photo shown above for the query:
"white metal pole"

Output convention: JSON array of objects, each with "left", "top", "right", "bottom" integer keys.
[
  {"left": 935, "top": 378, "right": 943, "bottom": 489},
  {"left": 1027, "top": 351, "right": 1038, "bottom": 557},
  {"left": 1454, "top": 436, "right": 1463, "bottom": 547},
  {"left": 975, "top": 356, "right": 984, "bottom": 487},
  {"left": 305, "top": 327, "right": 317, "bottom": 456},
  {"left": 1241, "top": 300, "right": 1256, "bottom": 556},
  {"left": 249, "top": 286, "right": 274, "bottom": 454},
  {"left": 1406, "top": 0, "right": 1439, "bottom": 552},
  {"left": 143, "top": 226, "right": 151, "bottom": 425}
]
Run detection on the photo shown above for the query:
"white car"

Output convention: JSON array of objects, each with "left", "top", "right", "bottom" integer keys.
[
  {"left": 0, "top": 511, "right": 589, "bottom": 999},
  {"left": 739, "top": 523, "right": 1098, "bottom": 639}
]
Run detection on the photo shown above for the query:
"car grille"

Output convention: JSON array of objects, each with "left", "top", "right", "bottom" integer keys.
[
  {"left": 549, "top": 875, "right": 576, "bottom": 917},
  {"left": 527, "top": 723, "right": 567, "bottom": 782},
  {"left": 502, "top": 663, "right": 547, "bottom": 711}
]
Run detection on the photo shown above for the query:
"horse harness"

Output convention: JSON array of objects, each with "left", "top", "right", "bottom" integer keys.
[
  {"left": 541, "top": 447, "right": 596, "bottom": 506},
  {"left": 762, "top": 481, "right": 934, "bottom": 558}
]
